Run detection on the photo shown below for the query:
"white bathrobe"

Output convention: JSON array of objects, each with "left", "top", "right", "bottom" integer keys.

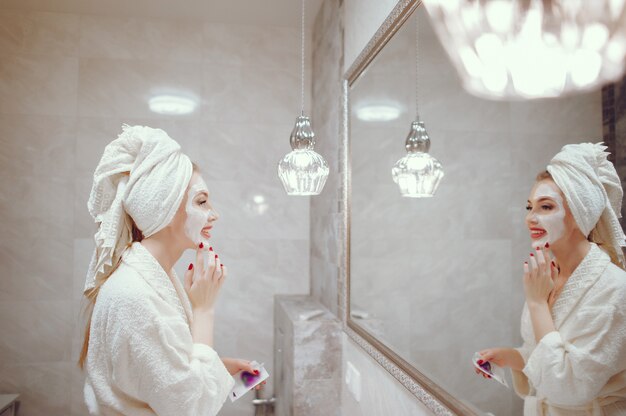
[
  {"left": 84, "top": 242, "right": 235, "bottom": 416},
  {"left": 512, "top": 243, "right": 626, "bottom": 416}
]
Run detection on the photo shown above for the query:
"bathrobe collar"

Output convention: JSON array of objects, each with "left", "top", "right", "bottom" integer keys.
[
  {"left": 122, "top": 242, "right": 193, "bottom": 326},
  {"left": 551, "top": 243, "right": 610, "bottom": 328}
]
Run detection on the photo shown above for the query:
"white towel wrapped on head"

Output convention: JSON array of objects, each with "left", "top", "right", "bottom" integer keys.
[
  {"left": 547, "top": 142, "right": 626, "bottom": 267},
  {"left": 85, "top": 124, "right": 193, "bottom": 293}
]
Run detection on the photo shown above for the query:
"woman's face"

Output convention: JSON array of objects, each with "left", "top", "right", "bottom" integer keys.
[
  {"left": 525, "top": 179, "right": 579, "bottom": 248},
  {"left": 175, "top": 171, "right": 219, "bottom": 248}
]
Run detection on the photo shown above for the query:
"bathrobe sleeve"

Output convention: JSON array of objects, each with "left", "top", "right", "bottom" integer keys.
[
  {"left": 106, "top": 293, "right": 235, "bottom": 416},
  {"left": 522, "top": 303, "right": 626, "bottom": 406},
  {"left": 512, "top": 342, "right": 533, "bottom": 398},
  {"left": 511, "top": 303, "right": 534, "bottom": 398}
]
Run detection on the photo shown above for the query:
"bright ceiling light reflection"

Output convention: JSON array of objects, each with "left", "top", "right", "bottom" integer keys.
[
  {"left": 245, "top": 193, "right": 269, "bottom": 216},
  {"left": 149, "top": 95, "right": 198, "bottom": 115},
  {"left": 355, "top": 104, "right": 402, "bottom": 122}
]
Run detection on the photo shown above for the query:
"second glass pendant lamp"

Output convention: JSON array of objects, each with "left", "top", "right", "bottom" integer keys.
[
  {"left": 393, "top": 12, "right": 444, "bottom": 198},
  {"left": 392, "top": 120, "right": 444, "bottom": 197}
]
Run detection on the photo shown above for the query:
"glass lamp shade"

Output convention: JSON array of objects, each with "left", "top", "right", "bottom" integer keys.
[
  {"left": 392, "top": 121, "right": 444, "bottom": 198},
  {"left": 422, "top": 0, "right": 626, "bottom": 99},
  {"left": 278, "top": 116, "right": 329, "bottom": 196}
]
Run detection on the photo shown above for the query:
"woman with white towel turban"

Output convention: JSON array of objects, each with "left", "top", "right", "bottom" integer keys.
[
  {"left": 78, "top": 125, "right": 261, "bottom": 415},
  {"left": 478, "top": 142, "right": 626, "bottom": 415}
]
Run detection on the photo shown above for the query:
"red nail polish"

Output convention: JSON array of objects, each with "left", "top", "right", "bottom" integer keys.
[
  {"left": 209, "top": 246, "right": 213, "bottom": 251},
  {"left": 220, "top": 264, "right": 223, "bottom": 267},
  {"left": 254, "top": 370, "right": 259, "bottom": 375},
  {"left": 524, "top": 261, "right": 528, "bottom": 264},
  {"left": 530, "top": 253, "right": 534, "bottom": 257},
  {"left": 188, "top": 263, "right": 193, "bottom": 270},
  {"left": 199, "top": 242, "right": 204, "bottom": 249},
  {"left": 478, "top": 360, "right": 483, "bottom": 364},
  {"left": 545, "top": 242, "right": 550, "bottom": 248},
  {"left": 215, "top": 254, "right": 219, "bottom": 258}
]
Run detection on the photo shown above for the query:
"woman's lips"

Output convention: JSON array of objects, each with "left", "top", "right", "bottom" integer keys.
[
  {"left": 201, "top": 226, "right": 212, "bottom": 238},
  {"left": 530, "top": 228, "right": 546, "bottom": 239}
]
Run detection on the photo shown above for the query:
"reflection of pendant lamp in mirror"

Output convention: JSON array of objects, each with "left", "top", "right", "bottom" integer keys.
[
  {"left": 392, "top": 14, "right": 444, "bottom": 198},
  {"left": 422, "top": 0, "right": 626, "bottom": 99},
  {"left": 278, "top": 0, "right": 329, "bottom": 196}
]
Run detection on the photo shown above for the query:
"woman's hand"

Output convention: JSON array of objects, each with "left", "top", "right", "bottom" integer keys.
[
  {"left": 476, "top": 348, "right": 525, "bottom": 375},
  {"left": 523, "top": 244, "right": 555, "bottom": 306},
  {"left": 222, "top": 358, "right": 267, "bottom": 390},
  {"left": 184, "top": 243, "right": 226, "bottom": 313}
]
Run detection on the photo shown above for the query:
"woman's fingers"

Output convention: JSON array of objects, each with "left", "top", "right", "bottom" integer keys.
[
  {"left": 213, "top": 256, "right": 223, "bottom": 282},
  {"left": 544, "top": 245, "right": 554, "bottom": 265},
  {"left": 528, "top": 251, "right": 538, "bottom": 278},
  {"left": 534, "top": 246, "right": 547, "bottom": 274},
  {"left": 236, "top": 360, "right": 264, "bottom": 390},
  {"left": 523, "top": 261, "right": 530, "bottom": 282},
  {"left": 550, "top": 257, "right": 559, "bottom": 280},
  {"left": 476, "top": 350, "right": 493, "bottom": 380},
  {"left": 184, "top": 263, "right": 193, "bottom": 292},
  {"left": 238, "top": 360, "right": 255, "bottom": 374},
  {"left": 542, "top": 245, "right": 558, "bottom": 280},
  {"left": 478, "top": 350, "right": 493, "bottom": 361},
  {"left": 204, "top": 251, "right": 217, "bottom": 279},
  {"left": 474, "top": 368, "right": 488, "bottom": 379},
  {"left": 195, "top": 243, "right": 205, "bottom": 276}
]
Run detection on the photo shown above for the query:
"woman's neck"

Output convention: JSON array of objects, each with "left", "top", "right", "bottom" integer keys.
[
  {"left": 141, "top": 233, "right": 185, "bottom": 274},
  {"left": 551, "top": 238, "right": 591, "bottom": 278}
]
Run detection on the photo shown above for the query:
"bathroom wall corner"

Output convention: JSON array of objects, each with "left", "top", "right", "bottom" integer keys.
[{"left": 310, "top": 0, "right": 345, "bottom": 318}]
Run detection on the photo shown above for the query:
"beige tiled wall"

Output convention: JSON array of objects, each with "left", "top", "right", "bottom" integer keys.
[{"left": 0, "top": 9, "right": 311, "bottom": 416}]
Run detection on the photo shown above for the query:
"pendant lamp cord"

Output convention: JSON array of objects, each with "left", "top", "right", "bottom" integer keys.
[
  {"left": 415, "top": 13, "right": 420, "bottom": 120},
  {"left": 301, "top": 0, "right": 306, "bottom": 116}
]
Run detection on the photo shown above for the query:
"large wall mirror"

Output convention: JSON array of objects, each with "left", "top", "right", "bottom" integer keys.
[{"left": 344, "top": 1, "right": 603, "bottom": 414}]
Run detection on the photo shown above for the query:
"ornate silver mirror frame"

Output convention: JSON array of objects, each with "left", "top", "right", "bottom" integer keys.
[{"left": 340, "top": 1, "right": 476, "bottom": 414}]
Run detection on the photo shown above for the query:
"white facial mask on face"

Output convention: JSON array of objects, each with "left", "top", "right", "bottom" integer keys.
[
  {"left": 184, "top": 177, "right": 215, "bottom": 245},
  {"left": 529, "top": 183, "right": 566, "bottom": 247}
]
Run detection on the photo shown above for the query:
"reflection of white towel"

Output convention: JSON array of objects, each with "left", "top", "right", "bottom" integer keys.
[
  {"left": 547, "top": 142, "right": 625, "bottom": 267},
  {"left": 85, "top": 125, "right": 193, "bottom": 293}
]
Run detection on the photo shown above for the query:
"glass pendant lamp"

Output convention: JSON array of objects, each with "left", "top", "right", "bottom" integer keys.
[
  {"left": 392, "top": 13, "right": 444, "bottom": 198},
  {"left": 422, "top": 0, "right": 626, "bottom": 99},
  {"left": 278, "top": 0, "right": 329, "bottom": 196},
  {"left": 392, "top": 120, "right": 444, "bottom": 197}
]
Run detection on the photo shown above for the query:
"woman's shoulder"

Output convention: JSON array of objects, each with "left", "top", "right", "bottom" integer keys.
[
  {"left": 590, "top": 262, "right": 626, "bottom": 308},
  {"left": 96, "top": 263, "right": 157, "bottom": 313},
  {"left": 601, "top": 263, "right": 626, "bottom": 288}
]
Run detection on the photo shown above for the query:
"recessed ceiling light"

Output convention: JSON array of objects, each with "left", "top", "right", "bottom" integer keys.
[
  {"left": 149, "top": 95, "right": 198, "bottom": 115},
  {"left": 355, "top": 104, "right": 402, "bottom": 122}
]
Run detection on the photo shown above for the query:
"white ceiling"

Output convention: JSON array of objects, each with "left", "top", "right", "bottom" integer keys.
[{"left": 0, "top": 0, "right": 324, "bottom": 29}]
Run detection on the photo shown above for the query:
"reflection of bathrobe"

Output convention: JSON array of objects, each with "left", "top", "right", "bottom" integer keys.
[
  {"left": 512, "top": 244, "right": 626, "bottom": 416},
  {"left": 84, "top": 242, "right": 234, "bottom": 416}
]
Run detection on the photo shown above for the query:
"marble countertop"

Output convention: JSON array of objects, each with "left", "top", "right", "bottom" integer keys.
[
  {"left": 275, "top": 294, "right": 336, "bottom": 323},
  {"left": 0, "top": 394, "right": 19, "bottom": 412}
]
